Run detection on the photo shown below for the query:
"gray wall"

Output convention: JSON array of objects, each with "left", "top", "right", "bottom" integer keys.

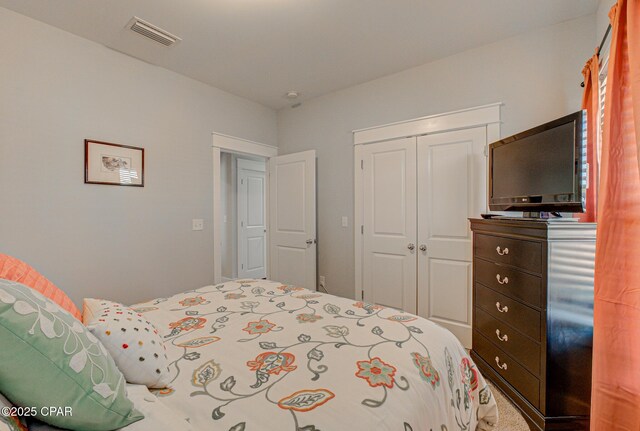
[
  {"left": 0, "top": 6, "right": 600, "bottom": 307},
  {"left": 0, "top": 8, "right": 277, "bottom": 306},
  {"left": 277, "top": 15, "right": 596, "bottom": 300},
  {"left": 597, "top": 0, "right": 616, "bottom": 43}
]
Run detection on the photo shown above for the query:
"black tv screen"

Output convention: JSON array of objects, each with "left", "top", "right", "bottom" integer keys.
[{"left": 489, "top": 111, "right": 586, "bottom": 212}]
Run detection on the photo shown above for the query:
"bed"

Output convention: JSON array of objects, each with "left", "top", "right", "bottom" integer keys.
[{"left": 126, "top": 279, "right": 498, "bottom": 431}]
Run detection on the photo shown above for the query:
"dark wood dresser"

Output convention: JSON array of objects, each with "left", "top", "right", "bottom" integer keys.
[{"left": 469, "top": 218, "right": 596, "bottom": 430}]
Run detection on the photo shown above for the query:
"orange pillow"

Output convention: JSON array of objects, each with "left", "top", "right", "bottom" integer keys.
[{"left": 0, "top": 254, "right": 82, "bottom": 320}]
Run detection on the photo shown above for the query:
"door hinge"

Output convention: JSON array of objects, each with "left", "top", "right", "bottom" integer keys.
[
  {"left": 241, "top": 221, "right": 244, "bottom": 227},
  {"left": 484, "top": 145, "right": 488, "bottom": 157},
  {"left": 360, "top": 160, "right": 364, "bottom": 170},
  {"left": 361, "top": 290, "right": 364, "bottom": 300},
  {"left": 241, "top": 264, "right": 244, "bottom": 269},
  {"left": 241, "top": 179, "right": 244, "bottom": 185},
  {"left": 361, "top": 225, "right": 364, "bottom": 234}
]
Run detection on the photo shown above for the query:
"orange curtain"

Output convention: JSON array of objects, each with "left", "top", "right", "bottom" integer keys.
[
  {"left": 630, "top": 0, "right": 640, "bottom": 173},
  {"left": 577, "top": 53, "right": 600, "bottom": 222},
  {"left": 590, "top": 0, "right": 640, "bottom": 429}
]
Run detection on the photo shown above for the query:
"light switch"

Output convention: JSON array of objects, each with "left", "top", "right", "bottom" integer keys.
[
  {"left": 341, "top": 216, "right": 348, "bottom": 227},
  {"left": 192, "top": 219, "right": 204, "bottom": 231}
]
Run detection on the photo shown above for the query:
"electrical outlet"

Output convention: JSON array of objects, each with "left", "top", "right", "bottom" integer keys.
[
  {"left": 192, "top": 219, "right": 204, "bottom": 231},
  {"left": 319, "top": 276, "right": 326, "bottom": 290}
]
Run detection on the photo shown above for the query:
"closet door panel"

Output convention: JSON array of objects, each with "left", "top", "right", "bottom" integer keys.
[
  {"left": 361, "top": 138, "right": 417, "bottom": 312},
  {"left": 370, "top": 253, "right": 406, "bottom": 310},
  {"left": 429, "top": 259, "right": 472, "bottom": 324},
  {"left": 417, "top": 127, "right": 487, "bottom": 348}
]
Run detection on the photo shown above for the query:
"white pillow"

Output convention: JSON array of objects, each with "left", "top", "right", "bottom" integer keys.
[{"left": 83, "top": 299, "right": 171, "bottom": 389}]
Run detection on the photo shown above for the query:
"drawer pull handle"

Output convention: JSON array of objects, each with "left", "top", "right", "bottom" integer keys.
[
  {"left": 495, "top": 356, "right": 508, "bottom": 370},
  {"left": 495, "top": 302, "right": 509, "bottom": 313},
  {"left": 495, "top": 329, "right": 509, "bottom": 342},
  {"left": 496, "top": 274, "right": 509, "bottom": 285},
  {"left": 496, "top": 246, "right": 509, "bottom": 256}
]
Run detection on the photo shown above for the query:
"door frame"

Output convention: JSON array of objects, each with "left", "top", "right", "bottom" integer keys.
[
  {"left": 353, "top": 103, "right": 502, "bottom": 302},
  {"left": 237, "top": 158, "right": 267, "bottom": 279},
  {"left": 213, "top": 132, "right": 278, "bottom": 284}
]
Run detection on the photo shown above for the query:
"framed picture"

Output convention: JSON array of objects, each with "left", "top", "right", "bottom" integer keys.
[{"left": 84, "top": 140, "right": 144, "bottom": 187}]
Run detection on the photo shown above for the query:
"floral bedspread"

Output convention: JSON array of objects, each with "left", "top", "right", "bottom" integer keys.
[{"left": 132, "top": 280, "right": 498, "bottom": 431}]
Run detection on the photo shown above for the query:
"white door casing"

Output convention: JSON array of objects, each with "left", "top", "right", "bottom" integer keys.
[
  {"left": 416, "top": 127, "right": 487, "bottom": 348},
  {"left": 268, "top": 150, "right": 317, "bottom": 290},
  {"left": 237, "top": 159, "right": 267, "bottom": 279},
  {"left": 361, "top": 138, "right": 417, "bottom": 311}
]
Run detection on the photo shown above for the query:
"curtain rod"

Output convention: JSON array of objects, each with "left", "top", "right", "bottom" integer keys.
[
  {"left": 597, "top": 24, "right": 612, "bottom": 56},
  {"left": 581, "top": 24, "right": 612, "bottom": 87}
]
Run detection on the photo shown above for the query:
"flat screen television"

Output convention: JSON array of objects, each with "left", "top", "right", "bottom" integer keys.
[{"left": 489, "top": 110, "right": 586, "bottom": 214}]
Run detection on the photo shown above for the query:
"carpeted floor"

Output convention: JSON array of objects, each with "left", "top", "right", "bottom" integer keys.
[{"left": 487, "top": 381, "right": 531, "bottom": 431}]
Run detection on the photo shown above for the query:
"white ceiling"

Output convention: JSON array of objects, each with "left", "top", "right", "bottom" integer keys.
[{"left": 0, "top": 0, "right": 598, "bottom": 109}]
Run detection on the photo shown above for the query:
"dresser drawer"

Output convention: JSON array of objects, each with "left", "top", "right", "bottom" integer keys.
[
  {"left": 474, "top": 234, "right": 542, "bottom": 274},
  {"left": 475, "top": 284, "right": 541, "bottom": 341},
  {"left": 475, "top": 308, "right": 541, "bottom": 375},
  {"left": 473, "top": 331, "right": 540, "bottom": 408},
  {"left": 474, "top": 258, "right": 542, "bottom": 308}
]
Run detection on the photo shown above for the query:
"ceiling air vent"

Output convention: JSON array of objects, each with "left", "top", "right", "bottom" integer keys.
[{"left": 127, "top": 17, "right": 181, "bottom": 46}]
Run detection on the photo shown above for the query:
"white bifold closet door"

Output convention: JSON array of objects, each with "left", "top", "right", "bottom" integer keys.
[
  {"left": 416, "top": 127, "right": 487, "bottom": 348},
  {"left": 361, "top": 128, "right": 486, "bottom": 348},
  {"left": 269, "top": 150, "right": 317, "bottom": 290},
  {"left": 361, "top": 138, "right": 417, "bottom": 312}
]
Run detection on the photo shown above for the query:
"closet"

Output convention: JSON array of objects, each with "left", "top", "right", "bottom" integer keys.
[{"left": 354, "top": 105, "right": 500, "bottom": 347}]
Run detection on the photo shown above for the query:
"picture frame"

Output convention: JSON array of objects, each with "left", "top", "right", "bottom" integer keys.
[{"left": 84, "top": 139, "right": 144, "bottom": 187}]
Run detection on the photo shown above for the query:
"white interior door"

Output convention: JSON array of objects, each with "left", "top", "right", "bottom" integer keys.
[
  {"left": 237, "top": 159, "right": 266, "bottom": 279},
  {"left": 361, "top": 138, "right": 417, "bottom": 312},
  {"left": 268, "top": 150, "right": 317, "bottom": 289},
  {"left": 417, "top": 127, "right": 487, "bottom": 348}
]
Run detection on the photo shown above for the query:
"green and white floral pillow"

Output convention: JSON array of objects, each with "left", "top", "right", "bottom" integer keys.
[{"left": 0, "top": 279, "right": 143, "bottom": 430}]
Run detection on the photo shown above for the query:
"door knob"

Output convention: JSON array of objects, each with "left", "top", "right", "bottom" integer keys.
[
  {"left": 407, "top": 243, "right": 415, "bottom": 251},
  {"left": 419, "top": 244, "right": 427, "bottom": 252},
  {"left": 306, "top": 239, "right": 315, "bottom": 245}
]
